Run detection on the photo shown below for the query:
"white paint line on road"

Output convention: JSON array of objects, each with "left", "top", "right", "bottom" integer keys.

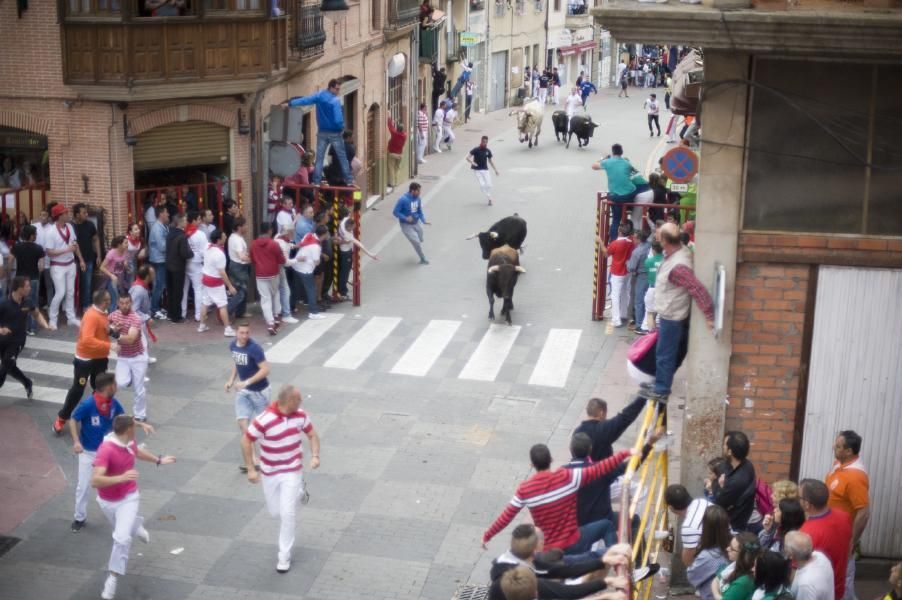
[
  {"left": 528, "top": 328, "right": 582, "bottom": 388},
  {"left": 0, "top": 383, "right": 66, "bottom": 405},
  {"left": 267, "top": 314, "right": 344, "bottom": 364},
  {"left": 324, "top": 316, "right": 401, "bottom": 370},
  {"left": 18, "top": 357, "right": 74, "bottom": 379},
  {"left": 390, "top": 319, "right": 461, "bottom": 377},
  {"left": 23, "top": 337, "right": 77, "bottom": 355},
  {"left": 458, "top": 324, "right": 521, "bottom": 382}
]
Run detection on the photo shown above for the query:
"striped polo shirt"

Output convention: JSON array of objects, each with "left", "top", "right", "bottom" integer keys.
[
  {"left": 109, "top": 309, "right": 144, "bottom": 358},
  {"left": 245, "top": 403, "right": 314, "bottom": 476}
]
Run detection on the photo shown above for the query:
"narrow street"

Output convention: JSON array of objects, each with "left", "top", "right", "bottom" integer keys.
[{"left": 0, "top": 87, "right": 673, "bottom": 600}]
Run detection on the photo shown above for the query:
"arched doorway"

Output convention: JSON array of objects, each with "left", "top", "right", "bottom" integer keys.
[
  {"left": 366, "top": 104, "right": 379, "bottom": 196},
  {"left": 0, "top": 126, "right": 50, "bottom": 222}
]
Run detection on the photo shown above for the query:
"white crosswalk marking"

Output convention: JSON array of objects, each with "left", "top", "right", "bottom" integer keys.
[
  {"left": 458, "top": 324, "right": 522, "bottom": 382},
  {"left": 267, "top": 314, "right": 344, "bottom": 364},
  {"left": 324, "top": 317, "right": 401, "bottom": 370},
  {"left": 22, "top": 337, "right": 77, "bottom": 355},
  {"left": 390, "top": 319, "right": 461, "bottom": 377},
  {"left": 1, "top": 383, "right": 64, "bottom": 404},
  {"left": 528, "top": 329, "right": 582, "bottom": 388},
  {"left": 18, "top": 357, "right": 72, "bottom": 379}
]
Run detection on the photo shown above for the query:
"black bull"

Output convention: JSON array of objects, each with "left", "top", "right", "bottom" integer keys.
[
  {"left": 551, "top": 111, "right": 599, "bottom": 148},
  {"left": 486, "top": 246, "right": 525, "bottom": 325},
  {"left": 474, "top": 215, "right": 527, "bottom": 260}
]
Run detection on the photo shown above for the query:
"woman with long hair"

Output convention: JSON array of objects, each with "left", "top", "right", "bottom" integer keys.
[
  {"left": 752, "top": 551, "right": 793, "bottom": 600},
  {"left": 759, "top": 497, "right": 805, "bottom": 552},
  {"left": 687, "top": 505, "right": 731, "bottom": 600},
  {"left": 124, "top": 223, "right": 145, "bottom": 291},
  {"left": 712, "top": 532, "right": 761, "bottom": 600}
]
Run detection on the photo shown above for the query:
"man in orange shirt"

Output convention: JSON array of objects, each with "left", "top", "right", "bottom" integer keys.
[
  {"left": 53, "top": 289, "right": 119, "bottom": 434},
  {"left": 827, "top": 430, "right": 870, "bottom": 600}
]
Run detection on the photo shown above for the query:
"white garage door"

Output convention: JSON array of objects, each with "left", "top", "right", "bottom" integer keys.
[{"left": 799, "top": 265, "right": 902, "bottom": 558}]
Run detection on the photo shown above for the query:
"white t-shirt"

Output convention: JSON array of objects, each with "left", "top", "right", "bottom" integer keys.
[
  {"left": 433, "top": 108, "right": 445, "bottom": 127},
  {"left": 565, "top": 94, "right": 582, "bottom": 117},
  {"left": 275, "top": 210, "right": 295, "bottom": 235},
  {"left": 791, "top": 551, "right": 835, "bottom": 600},
  {"left": 187, "top": 230, "right": 208, "bottom": 265},
  {"left": 202, "top": 245, "right": 227, "bottom": 281},
  {"left": 680, "top": 498, "right": 712, "bottom": 551},
  {"left": 228, "top": 232, "right": 248, "bottom": 264},
  {"left": 337, "top": 217, "right": 355, "bottom": 253},
  {"left": 44, "top": 222, "right": 77, "bottom": 265},
  {"left": 644, "top": 99, "right": 660, "bottom": 115},
  {"left": 444, "top": 108, "right": 457, "bottom": 125},
  {"left": 617, "top": 63, "right": 627, "bottom": 81},
  {"left": 292, "top": 240, "right": 321, "bottom": 275},
  {"left": 200, "top": 222, "right": 216, "bottom": 238}
]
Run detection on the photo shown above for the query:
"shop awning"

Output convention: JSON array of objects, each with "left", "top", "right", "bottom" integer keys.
[{"left": 558, "top": 40, "right": 596, "bottom": 57}]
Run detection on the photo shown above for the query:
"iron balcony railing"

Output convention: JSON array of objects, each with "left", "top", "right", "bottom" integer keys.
[{"left": 294, "top": 3, "right": 326, "bottom": 59}]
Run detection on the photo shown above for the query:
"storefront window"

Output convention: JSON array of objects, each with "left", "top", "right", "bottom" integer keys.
[
  {"left": 67, "top": 0, "right": 121, "bottom": 15},
  {"left": 0, "top": 128, "right": 50, "bottom": 190}
]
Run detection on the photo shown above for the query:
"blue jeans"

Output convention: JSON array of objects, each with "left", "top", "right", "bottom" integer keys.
[
  {"left": 105, "top": 278, "right": 119, "bottom": 308},
  {"left": 654, "top": 317, "right": 689, "bottom": 396},
  {"left": 79, "top": 262, "right": 94, "bottom": 310},
  {"left": 313, "top": 130, "right": 352, "bottom": 185},
  {"left": 298, "top": 272, "right": 318, "bottom": 314},
  {"left": 27, "top": 278, "right": 39, "bottom": 332},
  {"left": 563, "top": 518, "right": 617, "bottom": 556},
  {"left": 634, "top": 274, "right": 650, "bottom": 330},
  {"left": 608, "top": 188, "right": 638, "bottom": 242},
  {"left": 150, "top": 262, "right": 167, "bottom": 314}
]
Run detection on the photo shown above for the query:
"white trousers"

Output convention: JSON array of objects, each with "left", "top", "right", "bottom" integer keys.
[
  {"left": 49, "top": 264, "right": 77, "bottom": 326},
  {"left": 182, "top": 262, "right": 203, "bottom": 321},
  {"left": 552, "top": 85, "right": 560, "bottom": 104},
  {"left": 643, "top": 287, "right": 656, "bottom": 331},
  {"left": 473, "top": 169, "right": 493, "bottom": 199},
  {"left": 97, "top": 491, "right": 143, "bottom": 576},
  {"left": 538, "top": 88, "right": 548, "bottom": 104},
  {"left": 442, "top": 124, "right": 455, "bottom": 146},
  {"left": 845, "top": 556, "right": 856, "bottom": 600},
  {"left": 262, "top": 471, "right": 304, "bottom": 562},
  {"left": 256, "top": 277, "right": 281, "bottom": 325},
  {"left": 74, "top": 450, "right": 97, "bottom": 522},
  {"left": 115, "top": 355, "right": 149, "bottom": 419},
  {"left": 416, "top": 132, "right": 427, "bottom": 162},
  {"left": 432, "top": 125, "right": 443, "bottom": 151},
  {"left": 610, "top": 273, "right": 630, "bottom": 325},
  {"left": 632, "top": 188, "right": 655, "bottom": 228}
]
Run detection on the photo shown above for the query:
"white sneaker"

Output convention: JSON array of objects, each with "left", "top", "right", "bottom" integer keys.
[
  {"left": 276, "top": 557, "right": 291, "bottom": 573},
  {"left": 281, "top": 316, "right": 299, "bottom": 324},
  {"left": 136, "top": 526, "right": 149, "bottom": 544},
  {"left": 69, "top": 318, "right": 81, "bottom": 328},
  {"left": 197, "top": 323, "right": 210, "bottom": 333},
  {"left": 307, "top": 313, "right": 327, "bottom": 320},
  {"left": 224, "top": 326, "right": 237, "bottom": 337},
  {"left": 147, "top": 356, "right": 158, "bottom": 364},
  {"left": 101, "top": 573, "right": 117, "bottom": 599}
]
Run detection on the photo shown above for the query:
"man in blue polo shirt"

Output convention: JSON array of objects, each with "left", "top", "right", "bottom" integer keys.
[
  {"left": 225, "top": 321, "right": 270, "bottom": 472},
  {"left": 287, "top": 79, "right": 352, "bottom": 186},
  {"left": 68, "top": 372, "right": 125, "bottom": 533}
]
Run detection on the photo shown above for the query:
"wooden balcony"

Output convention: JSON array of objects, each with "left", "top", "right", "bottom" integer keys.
[{"left": 62, "top": 12, "right": 289, "bottom": 101}]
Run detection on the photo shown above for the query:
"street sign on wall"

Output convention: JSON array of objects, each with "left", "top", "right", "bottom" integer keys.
[
  {"left": 459, "top": 32, "right": 482, "bottom": 47},
  {"left": 661, "top": 146, "right": 699, "bottom": 184}
]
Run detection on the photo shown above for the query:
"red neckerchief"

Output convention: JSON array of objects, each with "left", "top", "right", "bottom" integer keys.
[
  {"left": 127, "top": 233, "right": 142, "bottom": 247},
  {"left": 56, "top": 222, "right": 71, "bottom": 244},
  {"left": 134, "top": 277, "right": 150, "bottom": 290},
  {"left": 300, "top": 232, "right": 320, "bottom": 248},
  {"left": 185, "top": 223, "right": 198, "bottom": 238},
  {"left": 94, "top": 391, "right": 112, "bottom": 417}
]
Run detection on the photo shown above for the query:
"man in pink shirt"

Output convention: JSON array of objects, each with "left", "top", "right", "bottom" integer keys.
[
  {"left": 91, "top": 415, "right": 176, "bottom": 599},
  {"left": 242, "top": 384, "right": 321, "bottom": 574},
  {"left": 109, "top": 295, "right": 149, "bottom": 421}
]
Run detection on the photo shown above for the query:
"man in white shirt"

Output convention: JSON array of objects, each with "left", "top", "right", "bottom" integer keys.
[
  {"left": 275, "top": 196, "right": 296, "bottom": 234},
  {"left": 199, "top": 209, "right": 217, "bottom": 238},
  {"left": 182, "top": 211, "right": 208, "bottom": 322},
  {"left": 432, "top": 101, "right": 446, "bottom": 153},
  {"left": 44, "top": 204, "right": 85, "bottom": 328},
  {"left": 643, "top": 93, "right": 661, "bottom": 137},
  {"left": 564, "top": 87, "right": 583, "bottom": 133},
  {"left": 441, "top": 102, "right": 457, "bottom": 151},
  {"left": 785, "top": 531, "right": 835, "bottom": 600},
  {"left": 227, "top": 217, "right": 251, "bottom": 319},
  {"left": 34, "top": 205, "right": 55, "bottom": 307},
  {"left": 291, "top": 225, "right": 328, "bottom": 320},
  {"left": 664, "top": 484, "right": 712, "bottom": 567},
  {"left": 198, "top": 229, "right": 238, "bottom": 337}
]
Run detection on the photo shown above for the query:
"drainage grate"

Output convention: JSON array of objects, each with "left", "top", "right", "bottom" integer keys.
[
  {"left": 0, "top": 536, "right": 20, "bottom": 559},
  {"left": 453, "top": 584, "right": 490, "bottom": 600}
]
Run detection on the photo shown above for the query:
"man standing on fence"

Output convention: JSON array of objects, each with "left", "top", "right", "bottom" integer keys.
[
  {"left": 386, "top": 117, "right": 408, "bottom": 191},
  {"left": 45, "top": 204, "right": 84, "bottom": 329},
  {"left": 287, "top": 79, "right": 353, "bottom": 187},
  {"left": 642, "top": 222, "right": 713, "bottom": 403}
]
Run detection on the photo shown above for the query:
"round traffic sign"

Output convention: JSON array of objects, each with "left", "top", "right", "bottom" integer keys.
[{"left": 661, "top": 147, "right": 699, "bottom": 184}]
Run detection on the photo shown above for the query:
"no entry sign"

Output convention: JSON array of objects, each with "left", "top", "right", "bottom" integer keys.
[{"left": 661, "top": 147, "right": 699, "bottom": 184}]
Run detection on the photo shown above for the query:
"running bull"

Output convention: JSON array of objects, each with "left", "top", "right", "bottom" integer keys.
[
  {"left": 509, "top": 98, "right": 544, "bottom": 148},
  {"left": 551, "top": 111, "right": 599, "bottom": 148},
  {"left": 467, "top": 214, "right": 528, "bottom": 260},
  {"left": 487, "top": 244, "right": 525, "bottom": 325}
]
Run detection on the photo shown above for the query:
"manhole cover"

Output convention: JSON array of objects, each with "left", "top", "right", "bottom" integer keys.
[
  {"left": 0, "top": 536, "right": 20, "bottom": 559},
  {"left": 453, "top": 584, "right": 489, "bottom": 600}
]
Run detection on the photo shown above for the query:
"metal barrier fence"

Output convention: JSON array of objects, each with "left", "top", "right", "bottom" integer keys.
[
  {"left": 281, "top": 183, "right": 364, "bottom": 307},
  {"left": 0, "top": 185, "right": 51, "bottom": 238},
  {"left": 125, "top": 180, "right": 244, "bottom": 231},
  {"left": 593, "top": 193, "right": 696, "bottom": 321}
]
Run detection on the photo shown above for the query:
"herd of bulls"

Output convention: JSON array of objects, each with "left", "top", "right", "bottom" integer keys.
[
  {"left": 509, "top": 98, "right": 601, "bottom": 150},
  {"left": 469, "top": 215, "right": 528, "bottom": 326}
]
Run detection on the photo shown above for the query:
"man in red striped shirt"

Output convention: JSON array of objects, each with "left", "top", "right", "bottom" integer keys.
[
  {"left": 483, "top": 444, "right": 636, "bottom": 554},
  {"left": 241, "top": 384, "right": 320, "bottom": 574}
]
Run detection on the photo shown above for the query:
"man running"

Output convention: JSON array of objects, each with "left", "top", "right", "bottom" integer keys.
[
  {"left": 0, "top": 276, "right": 55, "bottom": 398},
  {"left": 109, "top": 294, "right": 149, "bottom": 422},
  {"left": 197, "top": 229, "right": 238, "bottom": 337},
  {"left": 242, "top": 384, "right": 320, "bottom": 574},
  {"left": 467, "top": 136, "right": 501, "bottom": 206},
  {"left": 92, "top": 414, "right": 175, "bottom": 599},
  {"left": 643, "top": 93, "right": 661, "bottom": 137},
  {"left": 392, "top": 182, "right": 431, "bottom": 264},
  {"left": 226, "top": 321, "right": 271, "bottom": 471},
  {"left": 54, "top": 289, "right": 119, "bottom": 435}
]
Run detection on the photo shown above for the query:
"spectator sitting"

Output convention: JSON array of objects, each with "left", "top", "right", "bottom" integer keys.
[
  {"left": 752, "top": 551, "right": 793, "bottom": 600},
  {"left": 712, "top": 431, "right": 758, "bottom": 532},
  {"left": 711, "top": 532, "right": 761, "bottom": 600},
  {"left": 686, "top": 505, "right": 731, "bottom": 600},
  {"left": 784, "top": 531, "right": 834, "bottom": 600},
  {"left": 664, "top": 483, "right": 713, "bottom": 568},
  {"left": 759, "top": 497, "right": 805, "bottom": 553}
]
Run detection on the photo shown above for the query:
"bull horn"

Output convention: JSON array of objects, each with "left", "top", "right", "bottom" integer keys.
[
  {"left": 487, "top": 265, "right": 500, "bottom": 273},
  {"left": 515, "top": 266, "right": 526, "bottom": 273},
  {"left": 465, "top": 232, "right": 479, "bottom": 240},
  {"left": 489, "top": 231, "right": 499, "bottom": 239}
]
